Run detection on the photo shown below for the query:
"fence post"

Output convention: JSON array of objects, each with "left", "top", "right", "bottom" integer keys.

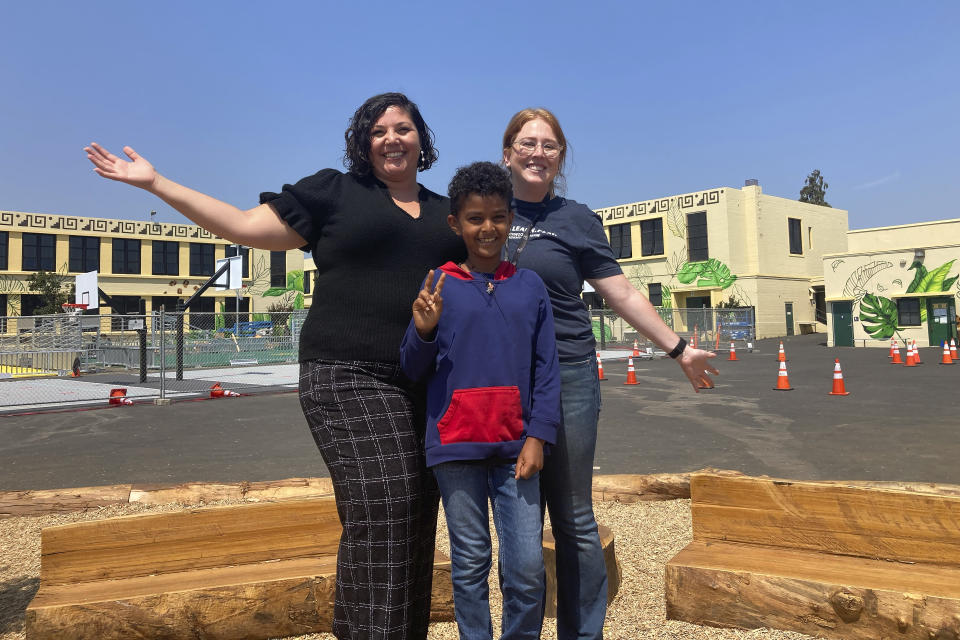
[
  {"left": 138, "top": 325, "right": 147, "bottom": 383},
  {"left": 159, "top": 309, "right": 166, "bottom": 399},
  {"left": 176, "top": 302, "right": 185, "bottom": 381}
]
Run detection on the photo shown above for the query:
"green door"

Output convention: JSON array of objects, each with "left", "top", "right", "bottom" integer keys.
[
  {"left": 927, "top": 297, "right": 957, "bottom": 347},
  {"left": 832, "top": 301, "right": 854, "bottom": 347},
  {"left": 785, "top": 302, "right": 794, "bottom": 336}
]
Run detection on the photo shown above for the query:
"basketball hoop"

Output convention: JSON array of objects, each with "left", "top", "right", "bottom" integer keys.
[{"left": 62, "top": 303, "right": 88, "bottom": 316}]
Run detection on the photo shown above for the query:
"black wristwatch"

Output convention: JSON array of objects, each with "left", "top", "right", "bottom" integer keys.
[{"left": 667, "top": 337, "right": 687, "bottom": 359}]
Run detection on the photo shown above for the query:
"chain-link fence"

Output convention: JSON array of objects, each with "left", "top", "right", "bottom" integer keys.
[
  {"left": 0, "top": 309, "right": 307, "bottom": 412},
  {"left": 591, "top": 307, "right": 755, "bottom": 353}
]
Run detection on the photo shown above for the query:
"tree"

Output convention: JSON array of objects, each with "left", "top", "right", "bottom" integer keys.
[
  {"left": 26, "top": 270, "right": 70, "bottom": 315},
  {"left": 799, "top": 169, "right": 831, "bottom": 207}
]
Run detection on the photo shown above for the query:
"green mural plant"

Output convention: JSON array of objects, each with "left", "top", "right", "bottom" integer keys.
[
  {"left": 859, "top": 293, "right": 901, "bottom": 341},
  {"left": 262, "top": 270, "right": 305, "bottom": 310},
  {"left": 906, "top": 259, "right": 958, "bottom": 322},
  {"left": 676, "top": 259, "right": 737, "bottom": 289}
]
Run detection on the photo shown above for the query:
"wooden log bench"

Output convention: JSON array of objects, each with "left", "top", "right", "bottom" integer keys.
[
  {"left": 26, "top": 496, "right": 453, "bottom": 639},
  {"left": 665, "top": 472, "right": 960, "bottom": 640},
  {"left": 543, "top": 524, "right": 621, "bottom": 618}
]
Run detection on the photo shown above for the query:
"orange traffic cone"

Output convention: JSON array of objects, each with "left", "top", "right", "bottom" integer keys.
[
  {"left": 912, "top": 340, "right": 922, "bottom": 364},
  {"left": 698, "top": 371, "right": 715, "bottom": 390},
  {"left": 773, "top": 361, "right": 793, "bottom": 390},
  {"left": 728, "top": 341, "right": 738, "bottom": 361},
  {"left": 951, "top": 338, "right": 958, "bottom": 361},
  {"left": 693, "top": 325, "right": 699, "bottom": 349},
  {"left": 890, "top": 342, "right": 903, "bottom": 364},
  {"left": 596, "top": 352, "right": 607, "bottom": 381},
  {"left": 888, "top": 337, "right": 896, "bottom": 358},
  {"left": 904, "top": 341, "right": 917, "bottom": 367},
  {"left": 828, "top": 359, "right": 850, "bottom": 395},
  {"left": 632, "top": 339, "right": 639, "bottom": 357},
  {"left": 210, "top": 382, "right": 225, "bottom": 398},
  {"left": 109, "top": 388, "right": 133, "bottom": 405},
  {"left": 623, "top": 356, "right": 638, "bottom": 385},
  {"left": 940, "top": 341, "right": 953, "bottom": 365},
  {"left": 777, "top": 341, "right": 787, "bottom": 362}
]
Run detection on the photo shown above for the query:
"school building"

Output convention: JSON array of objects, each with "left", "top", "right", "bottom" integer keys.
[
  {"left": 0, "top": 209, "right": 308, "bottom": 331},
  {"left": 595, "top": 181, "right": 849, "bottom": 339},
  {"left": 822, "top": 219, "right": 960, "bottom": 348}
]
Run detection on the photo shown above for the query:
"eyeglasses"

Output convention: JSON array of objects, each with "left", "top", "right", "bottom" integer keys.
[{"left": 511, "top": 138, "right": 563, "bottom": 159}]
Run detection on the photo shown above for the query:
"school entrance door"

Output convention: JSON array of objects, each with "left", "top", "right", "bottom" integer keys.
[
  {"left": 927, "top": 297, "right": 957, "bottom": 347},
  {"left": 832, "top": 301, "right": 854, "bottom": 347}
]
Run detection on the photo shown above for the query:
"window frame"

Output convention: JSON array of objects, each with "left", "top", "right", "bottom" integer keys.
[
  {"left": 152, "top": 240, "right": 180, "bottom": 276},
  {"left": 0, "top": 231, "right": 8, "bottom": 271},
  {"left": 270, "top": 251, "right": 287, "bottom": 288},
  {"left": 112, "top": 238, "right": 141, "bottom": 274},
  {"left": 189, "top": 243, "right": 215, "bottom": 277},
  {"left": 22, "top": 233, "right": 57, "bottom": 271},
  {"left": 648, "top": 282, "right": 663, "bottom": 306},
  {"left": 69, "top": 236, "right": 100, "bottom": 273},
  {"left": 788, "top": 218, "right": 803, "bottom": 255},
  {"left": 896, "top": 298, "right": 921, "bottom": 326},
  {"left": 224, "top": 245, "right": 250, "bottom": 278},
  {"left": 687, "top": 211, "right": 709, "bottom": 262},
  {"left": 640, "top": 218, "right": 664, "bottom": 256},
  {"left": 608, "top": 223, "right": 632, "bottom": 259}
]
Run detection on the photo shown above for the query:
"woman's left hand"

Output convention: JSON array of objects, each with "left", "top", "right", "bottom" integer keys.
[{"left": 677, "top": 347, "right": 719, "bottom": 392}]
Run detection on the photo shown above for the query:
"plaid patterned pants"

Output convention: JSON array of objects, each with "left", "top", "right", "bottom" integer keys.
[{"left": 299, "top": 360, "right": 439, "bottom": 640}]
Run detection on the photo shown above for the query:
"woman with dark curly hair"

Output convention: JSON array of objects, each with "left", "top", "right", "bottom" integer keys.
[
  {"left": 500, "top": 107, "right": 718, "bottom": 640},
  {"left": 85, "top": 92, "right": 464, "bottom": 640}
]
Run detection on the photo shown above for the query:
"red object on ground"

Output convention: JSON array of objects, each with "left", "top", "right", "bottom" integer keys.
[
  {"left": 773, "top": 361, "right": 793, "bottom": 391},
  {"left": 828, "top": 359, "right": 850, "bottom": 396},
  {"left": 623, "top": 356, "right": 638, "bottom": 385},
  {"left": 728, "top": 342, "right": 738, "bottom": 361},
  {"left": 596, "top": 352, "right": 607, "bottom": 381}
]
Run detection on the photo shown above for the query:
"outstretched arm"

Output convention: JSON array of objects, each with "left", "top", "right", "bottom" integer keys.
[
  {"left": 590, "top": 273, "right": 718, "bottom": 392},
  {"left": 84, "top": 143, "right": 305, "bottom": 251}
]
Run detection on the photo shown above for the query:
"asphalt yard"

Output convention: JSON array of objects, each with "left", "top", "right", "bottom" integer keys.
[{"left": 1, "top": 333, "right": 958, "bottom": 491}]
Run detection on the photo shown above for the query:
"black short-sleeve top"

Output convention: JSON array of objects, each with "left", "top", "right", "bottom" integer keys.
[{"left": 260, "top": 169, "right": 464, "bottom": 364}]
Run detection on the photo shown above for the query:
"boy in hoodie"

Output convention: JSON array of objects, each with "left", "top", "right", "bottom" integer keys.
[{"left": 400, "top": 161, "right": 561, "bottom": 640}]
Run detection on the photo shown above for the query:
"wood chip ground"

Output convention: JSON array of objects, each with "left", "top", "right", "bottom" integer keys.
[{"left": 0, "top": 499, "right": 813, "bottom": 640}]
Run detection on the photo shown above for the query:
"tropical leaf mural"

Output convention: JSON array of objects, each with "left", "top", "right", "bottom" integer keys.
[
  {"left": 860, "top": 293, "right": 900, "bottom": 341},
  {"left": 842, "top": 260, "right": 893, "bottom": 301},
  {"left": 905, "top": 259, "right": 958, "bottom": 321},
  {"left": 661, "top": 284, "right": 673, "bottom": 310},
  {"left": 262, "top": 269, "right": 305, "bottom": 309},
  {"left": 665, "top": 199, "right": 685, "bottom": 239},
  {"left": 676, "top": 258, "right": 737, "bottom": 289}
]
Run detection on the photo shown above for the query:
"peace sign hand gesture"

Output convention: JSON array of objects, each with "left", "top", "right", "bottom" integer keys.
[{"left": 412, "top": 270, "right": 445, "bottom": 339}]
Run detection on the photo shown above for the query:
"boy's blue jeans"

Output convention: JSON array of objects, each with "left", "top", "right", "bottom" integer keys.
[
  {"left": 541, "top": 357, "right": 607, "bottom": 640},
  {"left": 434, "top": 461, "right": 545, "bottom": 640}
]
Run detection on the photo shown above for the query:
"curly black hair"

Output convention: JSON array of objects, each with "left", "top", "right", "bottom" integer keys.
[
  {"left": 342, "top": 92, "right": 438, "bottom": 176},
  {"left": 448, "top": 161, "right": 514, "bottom": 215}
]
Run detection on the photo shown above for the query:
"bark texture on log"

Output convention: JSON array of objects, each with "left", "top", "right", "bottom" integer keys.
[
  {"left": 666, "top": 472, "right": 960, "bottom": 640},
  {"left": 0, "top": 485, "right": 131, "bottom": 518},
  {"left": 543, "top": 524, "right": 620, "bottom": 618}
]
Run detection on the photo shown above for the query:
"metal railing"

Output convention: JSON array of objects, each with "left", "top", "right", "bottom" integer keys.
[
  {"left": 591, "top": 307, "right": 756, "bottom": 352},
  {"left": 0, "top": 309, "right": 307, "bottom": 411}
]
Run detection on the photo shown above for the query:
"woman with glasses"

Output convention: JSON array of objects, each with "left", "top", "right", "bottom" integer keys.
[
  {"left": 85, "top": 92, "right": 465, "bottom": 640},
  {"left": 501, "top": 108, "right": 718, "bottom": 639}
]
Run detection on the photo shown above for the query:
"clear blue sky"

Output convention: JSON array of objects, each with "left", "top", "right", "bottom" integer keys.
[{"left": 2, "top": 1, "right": 957, "bottom": 231}]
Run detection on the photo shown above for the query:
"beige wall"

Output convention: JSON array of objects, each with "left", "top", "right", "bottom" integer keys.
[{"left": 596, "top": 184, "right": 848, "bottom": 339}]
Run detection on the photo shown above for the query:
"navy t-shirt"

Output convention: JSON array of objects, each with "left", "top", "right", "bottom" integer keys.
[{"left": 507, "top": 196, "right": 622, "bottom": 362}]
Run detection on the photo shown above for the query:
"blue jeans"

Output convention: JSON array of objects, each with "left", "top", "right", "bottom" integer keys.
[
  {"left": 541, "top": 357, "right": 607, "bottom": 639},
  {"left": 434, "top": 462, "right": 545, "bottom": 640}
]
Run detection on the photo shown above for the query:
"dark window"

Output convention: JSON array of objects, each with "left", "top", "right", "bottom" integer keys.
[
  {"left": 687, "top": 212, "right": 708, "bottom": 262},
  {"left": 224, "top": 245, "right": 250, "bottom": 278},
  {"left": 189, "top": 297, "right": 216, "bottom": 331},
  {"left": 190, "top": 243, "right": 215, "bottom": 276},
  {"left": 641, "top": 218, "right": 664, "bottom": 256},
  {"left": 109, "top": 295, "right": 143, "bottom": 330},
  {"left": 112, "top": 239, "right": 141, "bottom": 274},
  {"left": 608, "top": 223, "right": 632, "bottom": 259},
  {"left": 223, "top": 297, "right": 251, "bottom": 328},
  {"left": 69, "top": 236, "right": 100, "bottom": 273},
  {"left": 0, "top": 294, "right": 6, "bottom": 331},
  {"left": 0, "top": 232, "right": 8, "bottom": 270},
  {"left": 22, "top": 233, "right": 56, "bottom": 271},
  {"left": 303, "top": 271, "right": 312, "bottom": 294},
  {"left": 153, "top": 296, "right": 182, "bottom": 313},
  {"left": 897, "top": 298, "right": 921, "bottom": 326},
  {"left": 20, "top": 294, "right": 44, "bottom": 316},
  {"left": 153, "top": 241, "right": 180, "bottom": 275},
  {"left": 788, "top": 218, "right": 803, "bottom": 255},
  {"left": 271, "top": 251, "right": 287, "bottom": 287},
  {"left": 649, "top": 282, "right": 663, "bottom": 306}
]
